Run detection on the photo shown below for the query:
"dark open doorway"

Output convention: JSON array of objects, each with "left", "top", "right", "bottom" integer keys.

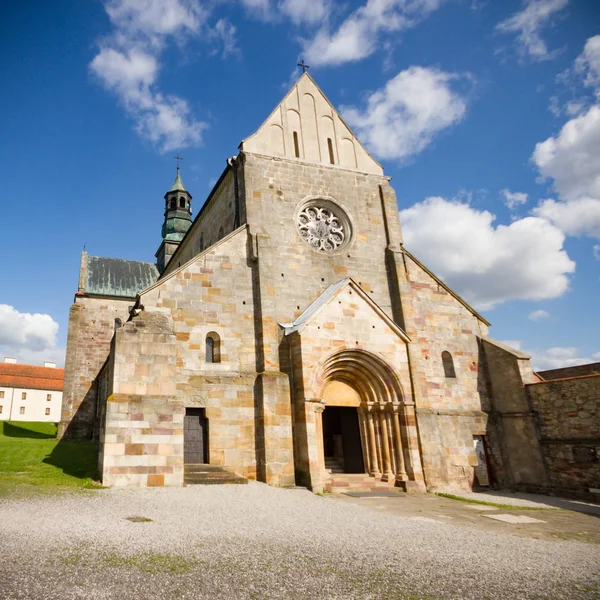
[
  {"left": 322, "top": 406, "right": 364, "bottom": 473},
  {"left": 184, "top": 408, "right": 208, "bottom": 464}
]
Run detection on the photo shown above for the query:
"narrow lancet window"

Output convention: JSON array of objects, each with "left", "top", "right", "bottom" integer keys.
[
  {"left": 327, "top": 138, "right": 335, "bottom": 164},
  {"left": 442, "top": 351, "right": 456, "bottom": 378},
  {"left": 205, "top": 332, "right": 221, "bottom": 363},
  {"left": 293, "top": 131, "right": 300, "bottom": 158},
  {"left": 180, "top": 197, "right": 185, "bottom": 208}
]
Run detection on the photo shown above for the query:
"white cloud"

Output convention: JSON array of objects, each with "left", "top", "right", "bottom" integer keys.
[
  {"left": 240, "top": 0, "right": 331, "bottom": 24},
  {"left": 530, "top": 346, "right": 596, "bottom": 370},
  {"left": 574, "top": 34, "right": 600, "bottom": 92},
  {"left": 531, "top": 36, "right": 600, "bottom": 251},
  {"left": 594, "top": 244, "right": 600, "bottom": 260},
  {"left": 105, "top": 0, "right": 206, "bottom": 41},
  {"left": 533, "top": 105, "right": 600, "bottom": 201},
  {"left": 501, "top": 188, "right": 528, "bottom": 209},
  {"left": 303, "top": 0, "right": 443, "bottom": 66},
  {"left": 528, "top": 309, "right": 550, "bottom": 321},
  {"left": 0, "top": 305, "right": 65, "bottom": 367},
  {"left": 496, "top": 0, "right": 568, "bottom": 62},
  {"left": 90, "top": 0, "right": 215, "bottom": 152},
  {"left": 342, "top": 67, "right": 468, "bottom": 161},
  {"left": 210, "top": 19, "right": 239, "bottom": 57},
  {"left": 279, "top": 0, "right": 331, "bottom": 25},
  {"left": 533, "top": 197, "right": 600, "bottom": 239},
  {"left": 400, "top": 196, "right": 575, "bottom": 310},
  {"left": 593, "top": 351, "right": 600, "bottom": 360}
]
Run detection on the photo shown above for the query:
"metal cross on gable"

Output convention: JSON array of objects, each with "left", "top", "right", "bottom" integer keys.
[
  {"left": 174, "top": 154, "right": 184, "bottom": 169},
  {"left": 297, "top": 60, "right": 310, "bottom": 73}
]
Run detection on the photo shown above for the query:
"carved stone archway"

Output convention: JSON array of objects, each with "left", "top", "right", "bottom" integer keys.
[{"left": 311, "top": 349, "right": 419, "bottom": 489}]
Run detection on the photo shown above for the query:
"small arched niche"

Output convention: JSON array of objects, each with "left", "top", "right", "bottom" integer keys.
[
  {"left": 442, "top": 351, "right": 456, "bottom": 378},
  {"left": 205, "top": 332, "right": 221, "bottom": 363}
]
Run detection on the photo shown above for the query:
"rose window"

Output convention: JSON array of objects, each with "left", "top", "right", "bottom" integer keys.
[{"left": 296, "top": 206, "right": 346, "bottom": 252}]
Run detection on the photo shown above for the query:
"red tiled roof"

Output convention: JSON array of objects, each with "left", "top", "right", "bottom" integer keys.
[{"left": 0, "top": 363, "right": 64, "bottom": 392}]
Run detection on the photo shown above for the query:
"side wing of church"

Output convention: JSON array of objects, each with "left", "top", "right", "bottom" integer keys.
[{"left": 59, "top": 73, "right": 551, "bottom": 494}]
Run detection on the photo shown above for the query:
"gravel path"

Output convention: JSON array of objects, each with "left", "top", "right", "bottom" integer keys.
[{"left": 1, "top": 482, "right": 599, "bottom": 599}]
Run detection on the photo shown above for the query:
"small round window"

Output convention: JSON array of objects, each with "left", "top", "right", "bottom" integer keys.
[{"left": 295, "top": 199, "right": 352, "bottom": 253}]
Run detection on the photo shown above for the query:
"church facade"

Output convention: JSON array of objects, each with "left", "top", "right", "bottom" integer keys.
[{"left": 59, "top": 74, "right": 550, "bottom": 493}]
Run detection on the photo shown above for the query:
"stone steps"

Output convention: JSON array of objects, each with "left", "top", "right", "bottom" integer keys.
[
  {"left": 325, "top": 472, "right": 396, "bottom": 493},
  {"left": 184, "top": 464, "right": 248, "bottom": 485}
]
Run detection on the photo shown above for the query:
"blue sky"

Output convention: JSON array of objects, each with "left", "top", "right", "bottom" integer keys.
[{"left": 1, "top": 0, "right": 599, "bottom": 369}]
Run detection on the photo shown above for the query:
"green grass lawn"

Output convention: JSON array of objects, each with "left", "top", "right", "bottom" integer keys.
[{"left": 0, "top": 421, "right": 101, "bottom": 495}]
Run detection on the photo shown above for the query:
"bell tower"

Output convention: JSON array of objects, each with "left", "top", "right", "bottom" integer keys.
[{"left": 155, "top": 163, "right": 192, "bottom": 274}]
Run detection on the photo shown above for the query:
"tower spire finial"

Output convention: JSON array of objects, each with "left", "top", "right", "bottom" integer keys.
[
  {"left": 297, "top": 59, "right": 310, "bottom": 74},
  {"left": 174, "top": 154, "right": 183, "bottom": 175}
]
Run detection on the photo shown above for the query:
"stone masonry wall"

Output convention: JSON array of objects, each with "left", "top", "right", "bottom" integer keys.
[
  {"left": 100, "top": 311, "right": 182, "bottom": 488},
  {"left": 527, "top": 375, "right": 600, "bottom": 495},
  {"left": 139, "top": 227, "right": 295, "bottom": 486},
  {"left": 59, "top": 295, "right": 132, "bottom": 440},
  {"left": 286, "top": 283, "right": 425, "bottom": 492},
  {"left": 397, "top": 252, "right": 492, "bottom": 491},
  {"left": 242, "top": 152, "right": 500, "bottom": 493}
]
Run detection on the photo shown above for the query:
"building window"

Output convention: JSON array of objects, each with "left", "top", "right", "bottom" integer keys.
[
  {"left": 218, "top": 226, "right": 224, "bottom": 239},
  {"left": 21, "top": 392, "right": 27, "bottom": 400},
  {"left": 180, "top": 197, "right": 185, "bottom": 208},
  {"left": 0, "top": 391, "right": 4, "bottom": 398},
  {"left": 293, "top": 131, "right": 300, "bottom": 158},
  {"left": 45, "top": 408, "right": 51, "bottom": 416},
  {"left": 442, "top": 351, "right": 456, "bottom": 378},
  {"left": 169, "top": 198, "right": 175, "bottom": 210},
  {"left": 114, "top": 318, "right": 122, "bottom": 331},
  {"left": 47, "top": 394, "right": 52, "bottom": 401},
  {"left": 206, "top": 332, "right": 221, "bottom": 363},
  {"left": 327, "top": 138, "right": 335, "bottom": 164},
  {"left": 0, "top": 406, "right": 3, "bottom": 414},
  {"left": 20, "top": 406, "right": 25, "bottom": 415}
]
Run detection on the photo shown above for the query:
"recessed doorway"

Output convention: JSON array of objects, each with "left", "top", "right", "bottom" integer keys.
[
  {"left": 322, "top": 406, "right": 364, "bottom": 473},
  {"left": 184, "top": 408, "right": 208, "bottom": 464}
]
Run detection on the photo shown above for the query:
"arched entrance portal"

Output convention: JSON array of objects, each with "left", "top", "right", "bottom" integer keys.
[
  {"left": 322, "top": 381, "right": 364, "bottom": 473},
  {"left": 315, "top": 350, "right": 414, "bottom": 487}
]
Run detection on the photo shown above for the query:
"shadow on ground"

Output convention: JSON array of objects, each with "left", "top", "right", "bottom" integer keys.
[
  {"left": 42, "top": 439, "right": 100, "bottom": 481},
  {"left": 2, "top": 422, "right": 57, "bottom": 439}
]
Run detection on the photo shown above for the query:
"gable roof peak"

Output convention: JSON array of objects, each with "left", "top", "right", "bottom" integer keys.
[{"left": 240, "top": 73, "right": 383, "bottom": 175}]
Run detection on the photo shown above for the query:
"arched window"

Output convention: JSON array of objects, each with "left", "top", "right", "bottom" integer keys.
[
  {"left": 218, "top": 226, "right": 224, "bottom": 239},
  {"left": 327, "top": 138, "right": 335, "bottom": 164},
  {"left": 205, "top": 332, "right": 221, "bottom": 363},
  {"left": 169, "top": 198, "right": 175, "bottom": 210},
  {"left": 442, "top": 351, "right": 456, "bottom": 378},
  {"left": 293, "top": 131, "right": 300, "bottom": 158},
  {"left": 179, "top": 197, "right": 185, "bottom": 208},
  {"left": 114, "top": 318, "right": 122, "bottom": 331},
  {"left": 199, "top": 234, "right": 204, "bottom": 251}
]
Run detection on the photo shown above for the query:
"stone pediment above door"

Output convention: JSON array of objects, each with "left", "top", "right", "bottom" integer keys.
[{"left": 279, "top": 277, "right": 410, "bottom": 348}]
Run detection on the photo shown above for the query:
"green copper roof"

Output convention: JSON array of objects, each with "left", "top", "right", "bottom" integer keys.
[
  {"left": 169, "top": 168, "right": 188, "bottom": 192},
  {"left": 85, "top": 256, "right": 159, "bottom": 298}
]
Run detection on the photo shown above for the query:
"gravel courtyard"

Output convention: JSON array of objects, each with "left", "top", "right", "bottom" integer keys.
[{"left": 1, "top": 483, "right": 599, "bottom": 600}]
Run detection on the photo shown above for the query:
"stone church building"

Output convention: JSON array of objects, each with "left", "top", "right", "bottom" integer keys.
[{"left": 59, "top": 73, "right": 556, "bottom": 494}]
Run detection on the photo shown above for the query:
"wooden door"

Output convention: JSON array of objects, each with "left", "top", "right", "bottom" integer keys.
[{"left": 184, "top": 408, "right": 207, "bottom": 464}]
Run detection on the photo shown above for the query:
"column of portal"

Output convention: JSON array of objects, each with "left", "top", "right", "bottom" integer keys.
[
  {"left": 358, "top": 406, "right": 371, "bottom": 474},
  {"left": 378, "top": 409, "right": 394, "bottom": 481},
  {"left": 313, "top": 403, "right": 326, "bottom": 476},
  {"left": 392, "top": 406, "right": 408, "bottom": 483},
  {"left": 366, "top": 408, "right": 381, "bottom": 477}
]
